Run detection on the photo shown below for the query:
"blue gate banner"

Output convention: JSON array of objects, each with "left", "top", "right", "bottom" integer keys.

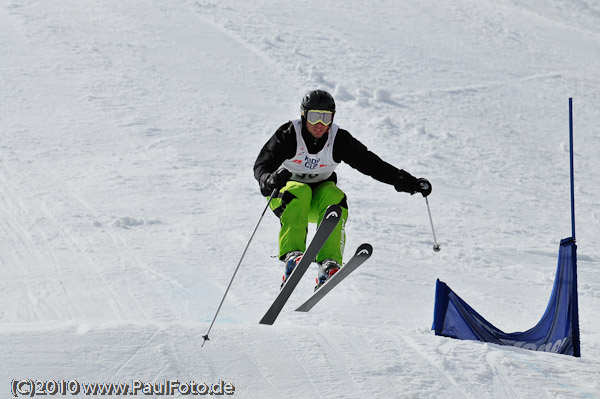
[{"left": 432, "top": 238, "right": 580, "bottom": 357}]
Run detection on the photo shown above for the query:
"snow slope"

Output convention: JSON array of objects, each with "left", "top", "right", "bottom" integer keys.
[{"left": 1, "top": 0, "right": 600, "bottom": 397}]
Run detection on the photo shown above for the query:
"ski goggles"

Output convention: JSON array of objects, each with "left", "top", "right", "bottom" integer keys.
[{"left": 305, "top": 110, "right": 334, "bottom": 126}]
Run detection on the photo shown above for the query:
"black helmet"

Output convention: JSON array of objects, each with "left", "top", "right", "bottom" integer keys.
[{"left": 300, "top": 89, "right": 336, "bottom": 119}]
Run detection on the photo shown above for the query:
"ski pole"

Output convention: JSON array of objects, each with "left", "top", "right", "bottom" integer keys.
[
  {"left": 425, "top": 197, "right": 441, "bottom": 252},
  {"left": 201, "top": 188, "right": 277, "bottom": 347}
]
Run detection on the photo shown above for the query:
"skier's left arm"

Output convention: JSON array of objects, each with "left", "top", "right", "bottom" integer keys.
[{"left": 333, "top": 129, "right": 432, "bottom": 197}]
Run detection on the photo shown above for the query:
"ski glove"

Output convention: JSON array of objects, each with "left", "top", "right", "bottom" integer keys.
[
  {"left": 259, "top": 168, "right": 292, "bottom": 197},
  {"left": 394, "top": 170, "right": 432, "bottom": 197},
  {"left": 394, "top": 169, "right": 419, "bottom": 194}
]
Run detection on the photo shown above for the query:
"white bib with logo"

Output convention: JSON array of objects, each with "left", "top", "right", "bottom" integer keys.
[{"left": 282, "top": 119, "right": 340, "bottom": 184}]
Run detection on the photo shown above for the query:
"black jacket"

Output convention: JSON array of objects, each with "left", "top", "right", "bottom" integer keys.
[{"left": 254, "top": 120, "right": 417, "bottom": 195}]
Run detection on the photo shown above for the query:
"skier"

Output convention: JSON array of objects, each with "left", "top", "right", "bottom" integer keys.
[{"left": 254, "top": 89, "right": 432, "bottom": 290}]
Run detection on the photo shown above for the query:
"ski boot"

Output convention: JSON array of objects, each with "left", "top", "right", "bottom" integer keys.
[
  {"left": 315, "top": 259, "right": 341, "bottom": 291},
  {"left": 281, "top": 251, "right": 303, "bottom": 289}
]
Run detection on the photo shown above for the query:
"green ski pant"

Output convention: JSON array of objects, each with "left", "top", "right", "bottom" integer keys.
[{"left": 269, "top": 181, "right": 348, "bottom": 264}]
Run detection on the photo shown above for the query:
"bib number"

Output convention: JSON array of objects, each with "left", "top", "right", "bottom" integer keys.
[{"left": 295, "top": 173, "right": 320, "bottom": 180}]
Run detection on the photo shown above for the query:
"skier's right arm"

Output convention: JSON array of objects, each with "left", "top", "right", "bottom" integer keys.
[{"left": 254, "top": 122, "right": 297, "bottom": 196}]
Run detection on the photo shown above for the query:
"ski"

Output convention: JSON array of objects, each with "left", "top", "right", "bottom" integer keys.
[
  {"left": 295, "top": 243, "right": 372, "bottom": 312},
  {"left": 259, "top": 204, "right": 342, "bottom": 325}
]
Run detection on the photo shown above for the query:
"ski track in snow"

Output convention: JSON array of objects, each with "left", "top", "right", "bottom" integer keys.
[{"left": 1, "top": 0, "right": 600, "bottom": 398}]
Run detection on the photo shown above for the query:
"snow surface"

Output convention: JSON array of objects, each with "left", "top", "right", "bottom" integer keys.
[{"left": 1, "top": 0, "right": 600, "bottom": 397}]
